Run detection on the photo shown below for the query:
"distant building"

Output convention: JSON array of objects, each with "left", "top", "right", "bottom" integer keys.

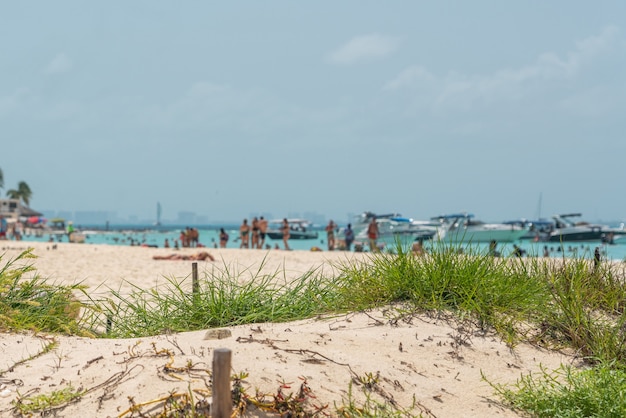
[{"left": 0, "top": 198, "right": 43, "bottom": 220}]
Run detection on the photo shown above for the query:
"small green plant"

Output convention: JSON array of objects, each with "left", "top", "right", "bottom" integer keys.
[
  {"left": 13, "top": 385, "right": 84, "bottom": 415},
  {"left": 337, "top": 381, "right": 423, "bottom": 418},
  {"left": 486, "top": 362, "right": 626, "bottom": 417}
]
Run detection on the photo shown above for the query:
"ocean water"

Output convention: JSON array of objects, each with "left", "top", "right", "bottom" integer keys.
[
  {"left": 8, "top": 225, "right": 626, "bottom": 262},
  {"left": 12, "top": 226, "right": 327, "bottom": 251}
]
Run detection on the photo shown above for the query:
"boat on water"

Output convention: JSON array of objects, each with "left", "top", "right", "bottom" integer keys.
[
  {"left": 609, "top": 223, "right": 626, "bottom": 244},
  {"left": 266, "top": 219, "right": 319, "bottom": 240},
  {"left": 503, "top": 219, "right": 556, "bottom": 241},
  {"left": 547, "top": 213, "right": 626, "bottom": 243},
  {"left": 352, "top": 211, "right": 437, "bottom": 247},
  {"left": 432, "top": 213, "right": 528, "bottom": 243}
]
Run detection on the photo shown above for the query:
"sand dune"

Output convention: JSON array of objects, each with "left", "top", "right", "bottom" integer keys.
[{"left": 0, "top": 243, "right": 573, "bottom": 417}]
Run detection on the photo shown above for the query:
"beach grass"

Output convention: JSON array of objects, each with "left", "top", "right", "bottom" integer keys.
[
  {"left": 487, "top": 362, "right": 626, "bottom": 417},
  {"left": 333, "top": 242, "right": 552, "bottom": 343},
  {"left": 4, "top": 245, "right": 626, "bottom": 416},
  {"left": 89, "top": 261, "right": 340, "bottom": 338},
  {"left": 0, "top": 249, "right": 89, "bottom": 336}
]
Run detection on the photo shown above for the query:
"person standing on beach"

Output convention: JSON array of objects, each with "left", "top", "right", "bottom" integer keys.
[
  {"left": 325, "top": 220, "right": 336, "bottom": 251},
  {"left": 281, "top": 218, "right": 291, "bottom": 250},
  {"left": 66, "top": 221, "right": 75, "bottom": 242},
  {"left": 0, "top": 215, "right": 7, "bottom": 240},
  {"left": 344, "top": 223, "right": 355, "bottom": 251},
  {"left": 488, "top": 240, "right": 500, "bottom": 257},
  {"left": 251, "top": 217, "right": 260, "bottom": 249},
  {"left": 219, "top": 228, "right": 229, "bottom": 248},
  {"left": 189, "top": 228, "right": 199, "bottom": 248},
  {"left": 367, "top": 217, "right": 379, "bottom": 252},
  {"left": 258, "top": 216, "right": 268, "bottom": 249},
  {"left": 239, "top": 219, "right": 250, "bottom": 248}
]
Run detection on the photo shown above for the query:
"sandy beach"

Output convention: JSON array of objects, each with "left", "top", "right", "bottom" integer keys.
[{"left": 0, "top": 242, "right": 575, "bottom": 417}]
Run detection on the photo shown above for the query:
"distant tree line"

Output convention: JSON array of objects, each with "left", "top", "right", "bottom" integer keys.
[{"left": 0, "top": 168, "right": 33, "bottom": 206}]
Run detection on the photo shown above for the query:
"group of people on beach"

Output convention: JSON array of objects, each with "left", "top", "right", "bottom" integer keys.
[
  {"left": 322, "top": 217, "right": 379, "bottom": 252},
  {"left": 323, "top": 220, "right": 358, "bottom": 252},
  {"left": 162, "top": 227, "right": 202, "bottom": 249},
  {"left": 0, "top": 215, "right": 23, "bottom": 241},
  {"left": 237, "top": 216, "right": 270, "bottom": 249},
  {"left": 179, "top": 227, "right": 200, "bottom": 248}
]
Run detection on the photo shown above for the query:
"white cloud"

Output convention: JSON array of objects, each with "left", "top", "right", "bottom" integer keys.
[
  {"left": 383, "top": 66, "right": 435, "bottom": 91},
  {"left": 576, "top": 25, "right": 621, "bottom": 57},
  {"left": 384, "top": 26, "right": 624, "bottom": 110},
  {"left": 328, "top": 34, "right": 399, "bottom": 65},
  {"left": 44, "top": 53, "right": 73, "bottom": 74}
]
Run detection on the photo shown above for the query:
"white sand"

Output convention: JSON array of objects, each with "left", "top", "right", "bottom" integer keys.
[{"left": 0, "top": 242, "right": 575, "bottom": 417}]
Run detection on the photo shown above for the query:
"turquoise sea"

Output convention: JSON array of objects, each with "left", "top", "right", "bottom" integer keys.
[{"left": 9, "top": 223, "right": 626, "bottom": 262}]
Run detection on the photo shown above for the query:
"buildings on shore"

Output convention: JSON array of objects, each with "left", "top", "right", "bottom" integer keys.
[{"left": 0, "top": 198, "right": 43, "bottom": 221}]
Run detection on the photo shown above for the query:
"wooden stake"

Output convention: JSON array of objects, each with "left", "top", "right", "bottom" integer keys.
[
  {"left": 192, "top": 262, "right": 199, "bottom": 295},
  {"left": 212, "top": 348, "right": 232, "bottom": 417}
]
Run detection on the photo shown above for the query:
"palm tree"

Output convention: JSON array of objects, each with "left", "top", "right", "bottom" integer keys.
[
  {"left": 0, "top": 167, "right": 4, "bottom": 191},
  {"left": 6, "top": 181, "right": 33, "bottom": 206}
]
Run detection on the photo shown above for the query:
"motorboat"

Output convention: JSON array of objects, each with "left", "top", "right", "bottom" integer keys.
[
  {"left": 432, "top": 213, "right": 528, "bottom": 243},
  {"left": 547, "top": 213, "right": 626, "bottom": 243},
  {"left": 503, "top": 219, "right": 555, "bottom": 241},
  {"left": 352, "top": 211, "right": 437, "bottom": 248},
  {"left": 266, "top": 219, "right": 319, "bottom": 240},
  {"left": 607, "top": 223, "right": 626, "bottom": 244}
]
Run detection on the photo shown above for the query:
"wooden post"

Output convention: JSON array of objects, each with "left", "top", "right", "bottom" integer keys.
[
  {"left": 192, "top": 262, "right": 199, "bottom": 295},
  {"left": 212, "top": 348, "right": 232, "bottom": 417}
]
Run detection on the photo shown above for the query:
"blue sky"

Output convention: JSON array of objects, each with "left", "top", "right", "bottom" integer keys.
[{"left": 1, "top": 1, "right": 625, "bottom": 223}]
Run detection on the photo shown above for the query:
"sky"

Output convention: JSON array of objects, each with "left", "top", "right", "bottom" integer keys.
[{"left": 1, "top": 1, "right": 625, "bottom": 224}]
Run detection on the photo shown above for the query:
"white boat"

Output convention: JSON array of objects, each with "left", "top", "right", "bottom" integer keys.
[
  {"left": 352, "top": 211, "right": 437, "bottom": 248},
  {"left": 266, "top": 219, "right": 319, "bottom": 240},
  {"left": 610, "top": 227, "right": 626, "bottom": 244},
  {"left": 547, "top": 213, "right": 626, "bottom": 243},
  {"left": 432, "top": 213, "right": 528, "bottom": 243}
]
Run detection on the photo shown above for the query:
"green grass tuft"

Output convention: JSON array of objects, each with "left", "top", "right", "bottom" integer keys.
[
  {"left": 0, "top": 249, "right": 91, "bottom": 336},
  {"left": 487, "top": 362, "right": 626, "bottom": 417}
]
